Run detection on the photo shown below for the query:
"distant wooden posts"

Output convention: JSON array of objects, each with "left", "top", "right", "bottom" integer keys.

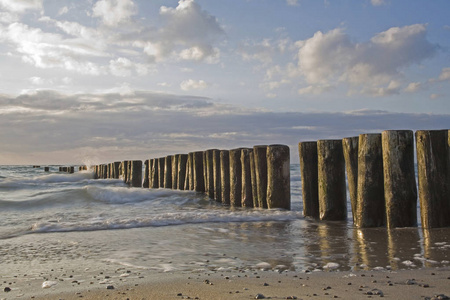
[
  {"left": 193, "top": 151, "right": 205, "bottom": 192},
  {"left": 158, "top": 157, "right": 165, "bottom": 188},
  {"left": 382, "top": 130, "right": 417, "bottom": 228},
  {"left": 177, "top": 154, "right": 188, "bottom": 190},
  {"left": 298, "top": 141, "right": 319, "bottom": 219},
  {"left": 416, "top": 130, "right": 450, "bottom": 228},
  {"left": 172, "top": 155, "right": 179, "bottom": 190},
  {"left": 317, "top": 139, "right": 347, "bottom": 221},
  {"left": 164, "top": 156, "right": 172, "bottom": 189},
  {"left": 205, "top": 149, "right": 216, "bottom": 199},
  {"left": 356, "top": 134, "right": 385, "bottom": 228},
  {"left": 266, "top": 145, "right": 290, "bottom": 210},
  {"left": 151, "top": 158, "right": 159, "bottom": 189},
  {"left": 44, "top": 167, "right": 49, "bottom": 172}
]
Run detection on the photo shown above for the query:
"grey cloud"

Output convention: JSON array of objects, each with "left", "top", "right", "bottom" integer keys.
[{"left": 1, "top": 91, "right": 449, "bottom": 164}]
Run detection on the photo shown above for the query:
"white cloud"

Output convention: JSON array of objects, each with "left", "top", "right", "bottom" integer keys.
[
  {"left": 371, "top": 0, "right": 386, "bottom": 6},
  {"left": 109, "top": 57, "right": 149, "bottom": 77},
  {"left": 286, "top": 0, "right": 299, "bottom": 6},
  {"left": 404, "top": 82, "right": 422, "bottom": 93},
  {"left": 298, "top": 85, "right": 334, "bottom": 95},
  {"left": 92, "top": 0, "right": 137, "bottom": 27},
  {"left": 58, "top": 6, "right": 69, "bottom": 16},
  {"left": 295, "top": 24, "right": 437, "bottom": 96},
  {"left": 430, "top": 93, "right": 443, "bottom": 100},
  {"left": 0, "top": 0, "right": 42, "bottom": 13},
  {"left": 180, "top": 79, "right": 208, "bottom": 91},
  {"left": 438, "top": 67, "right": 450, "bottom": 81}
]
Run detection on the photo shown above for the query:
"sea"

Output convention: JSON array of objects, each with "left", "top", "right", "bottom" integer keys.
[{"left": 0, "top": 164, "right": 449, "bottom": 279}]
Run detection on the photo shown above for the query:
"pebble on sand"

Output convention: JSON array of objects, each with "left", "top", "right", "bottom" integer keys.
[{"left": 42, "top": 281, "right": 58, "bottom": 289}]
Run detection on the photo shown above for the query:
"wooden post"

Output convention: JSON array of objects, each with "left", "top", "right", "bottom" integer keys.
[
  {"left": 382, "top": 130, "right": 417, "bottom": 228},
  {"left": 241, "top": 148, "right": 254, "bottom": 207},
  {"left": 193, "top": 151, "right": 205, "bottom": 192},
  {"left": 229, "top": 148, "right": 242, "bottom": 207},
  {"left": 164, "top": 156, "right": 172, "bottom": 189},
  {"left": 298, "top": 141, "right": 319, "bottom": 219},
  {"left": 416, "top": 130, "right": 450, "bottom": 228},
  {"left": 356, "top": 134, "right": 385, "bottom": 228},
  {"left": 158, "top": 157, "right": 165, "bottom": 188},
  {"left": 143, "top": 160, "right": 150, "bottom": 188},
  {"left": 172, "top": 155, "right": 179, "bottom": 190},
  {"left": 253, "top": 145, "right": 268, "bottom": 209},
  {"left": 250, "top": 151, "right": 258, "bottom": 208},
  {"left": 188, "top": 152, "right": 195, "bottom": 190},
  {"left": 317, "top": 139, "right": 347, "bottom": 221},
  {"left": 266, "top": 145, "right": 290, "bottom": 210},
  {"left": 213, "top": 149, "right": 222, "bottom": 202},
  {"left": 130, "top": 160, "right": 143, "bottom": 188},
  {"left": 113, "top": 162, "right": 120, "bottom": 179},
  {"left": 220, "top": 150, "right": 230, "bottom": 205},
  {"left": 148, "top": 159, "right": 153, "bottom": 188},
  {"left": 205, "top": 149, "right": 217, "bottom": 198},
  {"left": 178, "top": 154, "right": 188, "bottom": 190},
  {"left": 184, "top": 154, "right": 191, "bottom": 190},
  {"left": 151, "top": 158, "right": 159, "bottom": 189},
  {"left": 342, "top": 137, "right": 359, "bottom": 223}
]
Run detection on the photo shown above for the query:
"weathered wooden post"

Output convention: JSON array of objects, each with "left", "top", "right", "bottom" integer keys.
[
  {"left": 44, "top": 167, "right": 49, "bottom": 172},
  {"left": 266, "top": 145, "right": 290, "bottom": 210},
  {"left": 213, "top": 150, "right": 222, "bottom": 202},
  {"left": 229, "top": 148, "right": 243, "bottom": 207},
  {"left": 317, "top": 139, "right": 347, "bottom": 220},
  {"left": 241, "top": 148, "right": 254, "bottom": 207},
  {"left": 184, "top": 155, "right": 191, "bottom": 190},
  {"left": 253, "top": 145, "right": 268, "bottom": 209},
  {"left": 102, "top": 165, "right": 107, "bottom": 178},
  {"left": 205, "top": 149, "right": 217, "bottom": 199},
  {"left": 123, "top": 161, "right": 128, "bottom": 183},
  {"left": 416, "top": 130, "right": 450, "bottom": 228},
  {"left": 113, "top": 162, "right": 120, "bottom": 179},
  {"left": 178, "top": 154, "right": 188, "bottom": 190},
  {"left": 143, "top": 160, "right": 150, "bottom": 188},
  {"left": 164, "top": 156, "right": 172, "bottom": 189},
  {"left": 172, "top": 155, "right": 178, "bottom": 190},
  {"left": 188, "top": 152, "right": 195, "bottom": 190},
  {"left": 220, "top": 150, "right": 230, "bottom": 205},
  {"left": 298, "top": 141, "right": 319, "bottom": 219},
  {"left": 148, "top": 159, "right": 153, "bottom": 188},
  {"left": 150, "top": 158, "right": 159, "bottom": 188},
  {"left": 356, "top": 134, "right": 385, "bottom": 228},
  {"left": 250, "top": 151, "right": 258, "bottom": 208},
  {"left": 203, "top": 152, "right": 208, "bottom": 194},
  {"left": 193, "top": 151, "right": 205, "bottom": 192},
  {"left": 107, "top": 163, "right": 112, "bottom": 178},
  {"left": 158, "top": 157, "right": 165, "bottom": 188},
  {"left": 130, "top": 160, "right": 143, "bottom": 188},
  {"left": 382, "top": 130, "right": 417, "bottom": 228},
  {"left": 342, "top": 137, "right": 359, "bottom": 223}
]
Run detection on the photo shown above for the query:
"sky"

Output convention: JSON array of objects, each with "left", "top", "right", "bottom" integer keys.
[{"left": 0, "top": 0, "right": 449, "bottom": 165}]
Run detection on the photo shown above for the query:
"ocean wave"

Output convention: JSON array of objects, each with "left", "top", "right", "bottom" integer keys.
[{"left": 29, "top": 209, "right": 303, "bottom": 234}]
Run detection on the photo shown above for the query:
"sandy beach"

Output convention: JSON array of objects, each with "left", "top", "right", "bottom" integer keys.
[{"left": 2, "top": 265, "right": 447, "bottom": 300}]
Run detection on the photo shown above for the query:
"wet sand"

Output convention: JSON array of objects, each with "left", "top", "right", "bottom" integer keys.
[{"left": 3, "top": 266, "right": 447, "bottom": 299}]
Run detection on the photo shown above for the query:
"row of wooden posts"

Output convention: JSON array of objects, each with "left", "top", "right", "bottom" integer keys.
[
  {"left": 92, "top": 144, "right": 291, "bottom": 210},
  {"left": 299, "top": 129, "right": 450, "bottom": 229}
]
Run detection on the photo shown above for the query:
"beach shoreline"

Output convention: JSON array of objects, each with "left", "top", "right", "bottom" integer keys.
[{"left": 4, "top": 266, "right": 448, "bottom": 299}]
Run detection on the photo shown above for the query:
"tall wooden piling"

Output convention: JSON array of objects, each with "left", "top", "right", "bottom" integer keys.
[
  {"left": 158, "top": 157, "right": 165, "bottom": 188},
  {"left": 213, "top": 150, "right": 222, "bottom": 202},
  {"left": 184, "top": 155, "right": 191, "bottom": 190},
  {"left": 143, "top": 160, "right": 150, "bottom": 188},
  {"left": 220, "top": 150, "right": 230, "bottom": 205},
  {"left": 317, "top": 139, "right": 347, "bottom": 220},
  {"left": 416, "top": 130, "right": 450, "bottom": 228},
  {"left": 102, "top": 165, "right": 107, "bottom": 179},
  {"left": 151, "top": 158, "right": 159, "bottom": 189},
  {"left": 241, "top": 148, "right": 254, "bottom": 207},
  {"left": 130, "top": 160, "right": 143, "bottom": 188},
  {"left": 249, "top": 151, "right": 258, "bottom": 208},
  {"left": 382, "top": 130, "right": 417, "bottom": 228},
  {"left": 356, "top": 134, "right": 385, "bottom": 228},
  {"left": 203, "top": 152, "right": 208, "bottom": 194},
  {"left": 253, "top": 145, "right": 268, "bottom": 209},
  {"left": 172, "top": 155, "right": 179, "bottom": 190},
  {"left": 193, "top": 151, "right": 205, "bottom": 192},
  {"left": 229, "top": 148, "right": 243, "bottom": 207},
  {"left": 164, "top": 156, "right": 172, "bottom": 189},
  {"left": 148, "top": 159, "right": 153, "bottom": 187},
  {"left": 178, "top": 154, "right": 188, "bottom": 190},
  {"left": 342, "top": 137, "right": 359, "bottom": 223},
  {"left": 266, "top": 145, "right": 290, "bottom": 210},
  {"left": 298, "top": 141, "right": 319, "bottom": 219},
  {"left": 205, "top": 149, "right": 216, "bottom": 198}
]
